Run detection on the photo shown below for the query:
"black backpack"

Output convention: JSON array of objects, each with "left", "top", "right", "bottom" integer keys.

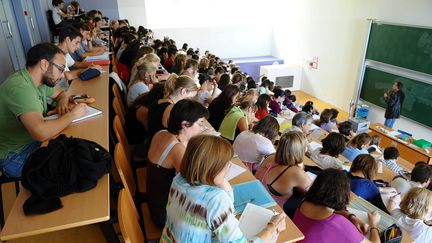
[{"left": 21, "top": 134, "right": 112, "bottom": 215}]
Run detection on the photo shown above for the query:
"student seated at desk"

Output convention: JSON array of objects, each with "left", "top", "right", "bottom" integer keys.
[
  {"left": 367, "top": 135, "right": 382, "bottom": 154},
  {"left": 0, "top": 43, "right": 87, "bottom": 178},
  {"left": 293, "top": 168, "right": 382, "bottom": 243},
  {"left": 147, "top": 99, "right": 208, "bottom": 229},
  {"left": 233, "top": 116, "right": 279, "bottom": 173},
  {"left": 310, "top": 132, "right": 346, "bottom": 170},
  {"left": 124, "top": 82, "right": 165, "bottom": 154},
  {"left": 390, "top": 163, "right": 432, "bottom": 196},
  {"left": 286, "top": 112, "right": 313, "bottom": 134},
  {"left": 379, "top": 146, "right": 406, "bottom": 174},
  {"left": 196, "top": 73, "right": 217, "bottom": 107},
  {"left": 147, "top": 75, "right": 198, "bottom": 141},
  {"left": 219, "top": 100, "right": 256, "bottom": 142},
  {"left": 345, "top": 154, "right": 398, "bottom": 213},
  {"left": 51, "top": 0, "right": 76, "bottom": 27},
  {"left": 208, "top": 84, "right": 240, "bottom": 131},
  {"left": 127, "top": 56, "right": 158, "bottom": 106},
  {"left": 71, "top": 23, "right": 105, "bottom": 62},
  {"left": 317, "top": 108, "right": 333, "bottom": 133},
  {"left": 338, "top": 120, "right": 355, "bottom": 142},
  {"left": 256, "top": 131, "right": 313, "bottom": 214},
  {"left": 389, "top": 187, "right": 432, "bottom": 243},
  {"left": 285, "top": 94, "right": 299, "bottom": 113},
  {"left": 341, "top": 133, "right": 371, "bottom": 162},
  {"left": 161, "top": 134, "right": 286, "bottom": 242},
  {"left": 268, "top": 87, "right": 285, "bottom": 116},
  {"left": 255, "top": 94, "right": 271, "bottom": 120}
]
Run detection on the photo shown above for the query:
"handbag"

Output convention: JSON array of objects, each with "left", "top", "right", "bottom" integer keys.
[{"left": 79, "top": 68, "right": 101, "bottom": 81}]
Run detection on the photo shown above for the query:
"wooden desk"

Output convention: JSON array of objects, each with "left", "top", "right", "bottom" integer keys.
[
  {"left": 230, "top": 158, "right": 305, "bottom": 243},
  {"left": 369, "top": 123, "right": 432, "bottom": 164},
  {"left": 0, "top": 69, "right": 114, "bottom": 241}
]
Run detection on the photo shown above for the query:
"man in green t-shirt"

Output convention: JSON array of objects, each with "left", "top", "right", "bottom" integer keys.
[{"left": 0, "top": 43, "right": 87, "bottom": 177}]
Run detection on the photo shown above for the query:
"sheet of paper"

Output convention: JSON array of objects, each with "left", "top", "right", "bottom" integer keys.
[
  {"left": 44, "top": 106, "right": 102, "bottom": 123},
  {"left": 387, "top": 131, "right": 401, "bottom": 137},
  {"left": 306, "top": 171, "right": 317, "bottom": 181},
  {"left": 239, "top": 203, "right": 276, "bottom": 243},
  {"left": 225, "top": 162, "right": 247, "bottom": 181},
  {"left": 312, "top": 114, "right": 320, "bottom": 120},
  {"left": 342, "top": 165, "right": 351, "bottom": 171},
  {"left": 310, "top": 123, "right": 320, "bottom": 131},
  {"left": 309, "top": 141, "right": 323, "bottom": 151},
  {"left": 349, "top": 196, "right": 396, "bottom": 232},
  {"left": 275, "top": 117, "right": 285, "bottom": 125},
  {"left": 84, "top": 52, "right": 110, "bottom": 61}
]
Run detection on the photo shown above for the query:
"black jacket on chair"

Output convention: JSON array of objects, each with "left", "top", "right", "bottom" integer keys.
[{"left": 384, "top": 90, "right": 405, "bottom": 119}]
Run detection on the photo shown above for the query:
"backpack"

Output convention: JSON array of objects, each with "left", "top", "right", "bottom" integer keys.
[{"left": 21, "top": 134, "right": 112, "bottom": 215}]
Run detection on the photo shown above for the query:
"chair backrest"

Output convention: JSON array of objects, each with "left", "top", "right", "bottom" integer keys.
[
  {"left": 114, "top": 143, "right": 136, "bottom": 198},
  {"left": 112, "top": 83, "right": 126, "bottom": 115},
  {"left": 118, "top": 189, "right": 145, "bottom": 243},
  {"left": 113, "top": 97, "right": 125, "bottom": 125},
  {"left": 113, "top": 116, "right": 131, "bottom": 159},
  {"left": 46, "top": 10, "right": 57, "bottom": 33}
]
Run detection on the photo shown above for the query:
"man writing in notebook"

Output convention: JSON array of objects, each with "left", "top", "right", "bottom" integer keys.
[{"left": 0, "top": 43, "right": 87, "bottom": 178}]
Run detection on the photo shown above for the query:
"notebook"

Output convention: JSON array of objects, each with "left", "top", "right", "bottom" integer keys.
[
  {"left": 233, "top": 180, "right": 276, "bottom": 214},
  {"left": 44, "top": 106, "right": 102, "bottom": 123},
  {"left": 348, "top": 196, "right": 396, "bottom": 233},
  {"left": 239, "top": 203, "right": 277, "bottom": 243}
]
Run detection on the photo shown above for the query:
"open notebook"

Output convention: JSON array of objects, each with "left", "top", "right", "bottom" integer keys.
[{"left": 44, "top": 106, "right": 102, "bottom": 123}]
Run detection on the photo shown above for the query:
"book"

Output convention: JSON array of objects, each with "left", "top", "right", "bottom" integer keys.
[
  {"left": 44, "top": 106, "right": 102, "bottom": 123},
  {"left": 233, "top": 180, "right": 276, "bottom": 214},
  {"left": 348, "top": 196, "right": 396, "bottom": 233},
  {"left": 239, "top": 203, "right": 277, "bottom": 243}
]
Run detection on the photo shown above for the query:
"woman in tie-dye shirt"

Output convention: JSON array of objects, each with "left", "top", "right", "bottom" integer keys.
[{"left": 160, "top": 134, "right": 286, "bottom": 243}]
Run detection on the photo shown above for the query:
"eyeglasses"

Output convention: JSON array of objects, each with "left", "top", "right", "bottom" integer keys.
[{"left": 49, "top": 61, "right": 66, "bottom": 73}]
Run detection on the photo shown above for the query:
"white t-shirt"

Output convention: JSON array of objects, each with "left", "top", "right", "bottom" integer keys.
[
  {"left": 52, "top": 7, "right": 63, "bottom": 25},
  {"left": 233, "top": 131, "right": 275, "bottom": 164},
  {"left": 310, "top": 148, "right": 343, "bottom": 169},
  {"left": 65, "top": 53, "right": 75, "bottom": 68},
  {"left": 127, "top": 82, "right": 149, "bottom": 106},
  {"left": 391, "top": 209, "right": 432, "bottom": 243}
]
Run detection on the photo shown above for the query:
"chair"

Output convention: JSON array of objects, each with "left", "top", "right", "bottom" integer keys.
[
  {"left": 112, "top": 84, "right": 126, "bottom": 116},
  {"left": 115, "top": 146, "right": 161, "bottom": 242},
  {"left": 0, "top": 175, "right": 20, "bottom": 228},
  {"left": 113, "top": 97, "right": 125, "bottom": 125},
  {"left": 118, "top": 189, "right": 145, "bottom": 243},
  {"left": 46, "top": 10, "right": 61, "bottom": 42}
]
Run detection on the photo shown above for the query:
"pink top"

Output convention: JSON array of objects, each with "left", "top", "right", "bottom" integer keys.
[
  {"left": 293, "top": 209, "right": 364, "bottom": 243},
  {"left": 255, "top": 161, "right": 291, "bottom": 207}
]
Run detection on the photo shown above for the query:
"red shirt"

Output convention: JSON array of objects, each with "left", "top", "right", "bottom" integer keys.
[{"left": 255, "top": 107, "right": 269, "bottom": 120}]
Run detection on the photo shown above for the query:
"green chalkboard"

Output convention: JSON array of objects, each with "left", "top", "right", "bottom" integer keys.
[
  {"left": 366, "top": 23, "right": 432, "bottom": 75},
  {"left": 360, "top": 67, "right": 432, "bottom": 128}
]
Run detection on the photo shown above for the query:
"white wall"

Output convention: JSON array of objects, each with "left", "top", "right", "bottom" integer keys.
[
  {"left": 152, "top": 26, "right": 273, "bottom": 59},
  {"left": 117, "top": 0, "right": 147, "bottom": 27}
]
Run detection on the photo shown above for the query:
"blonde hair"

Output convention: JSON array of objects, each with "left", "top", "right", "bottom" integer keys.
[
  {"left": 400, "top": 187, "right": 432, "bottom": 220},
  {"left": 128, "top": 59, "right": 157, "bottom": 87},
  {"left": 199, "top": 57, "right": 209, "bottom": 70},
  {"left": 164, "top": 75, "right": 198, "bottom": 97},
  {"left": 129, "top": 53, "right": 160, "bottom": 85},
  {"left": 275, "top": 131, "right": 307, "bottom": 166},
  {"left": 180, "top": 134, "right": 233, "bottom": 186},
  {"left": 238, "top": 88, "right": 258, "bottom": 103}
]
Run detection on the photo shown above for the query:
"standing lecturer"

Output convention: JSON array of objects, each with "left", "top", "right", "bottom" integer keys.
[{"left": 384, "top": 81, "right": 405, "bottom": 128}]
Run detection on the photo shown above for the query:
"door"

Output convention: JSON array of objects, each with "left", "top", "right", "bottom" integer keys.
[
  {"left": 0, "top": 0, "right": 26, "bottom": 70},
  {"left": 21, "top": 0, "right": 42, "bottom": 46}
]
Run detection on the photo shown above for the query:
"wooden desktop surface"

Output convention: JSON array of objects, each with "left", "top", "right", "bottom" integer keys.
[
  {"left": 0, "top": 69, "right": 110, "bottom": 241},
  {"left": 369, "top": 123, "right": 432, "bottom": 164},
  {"left": 230, "top": 158, "right": 305, "bottom": 243}
]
